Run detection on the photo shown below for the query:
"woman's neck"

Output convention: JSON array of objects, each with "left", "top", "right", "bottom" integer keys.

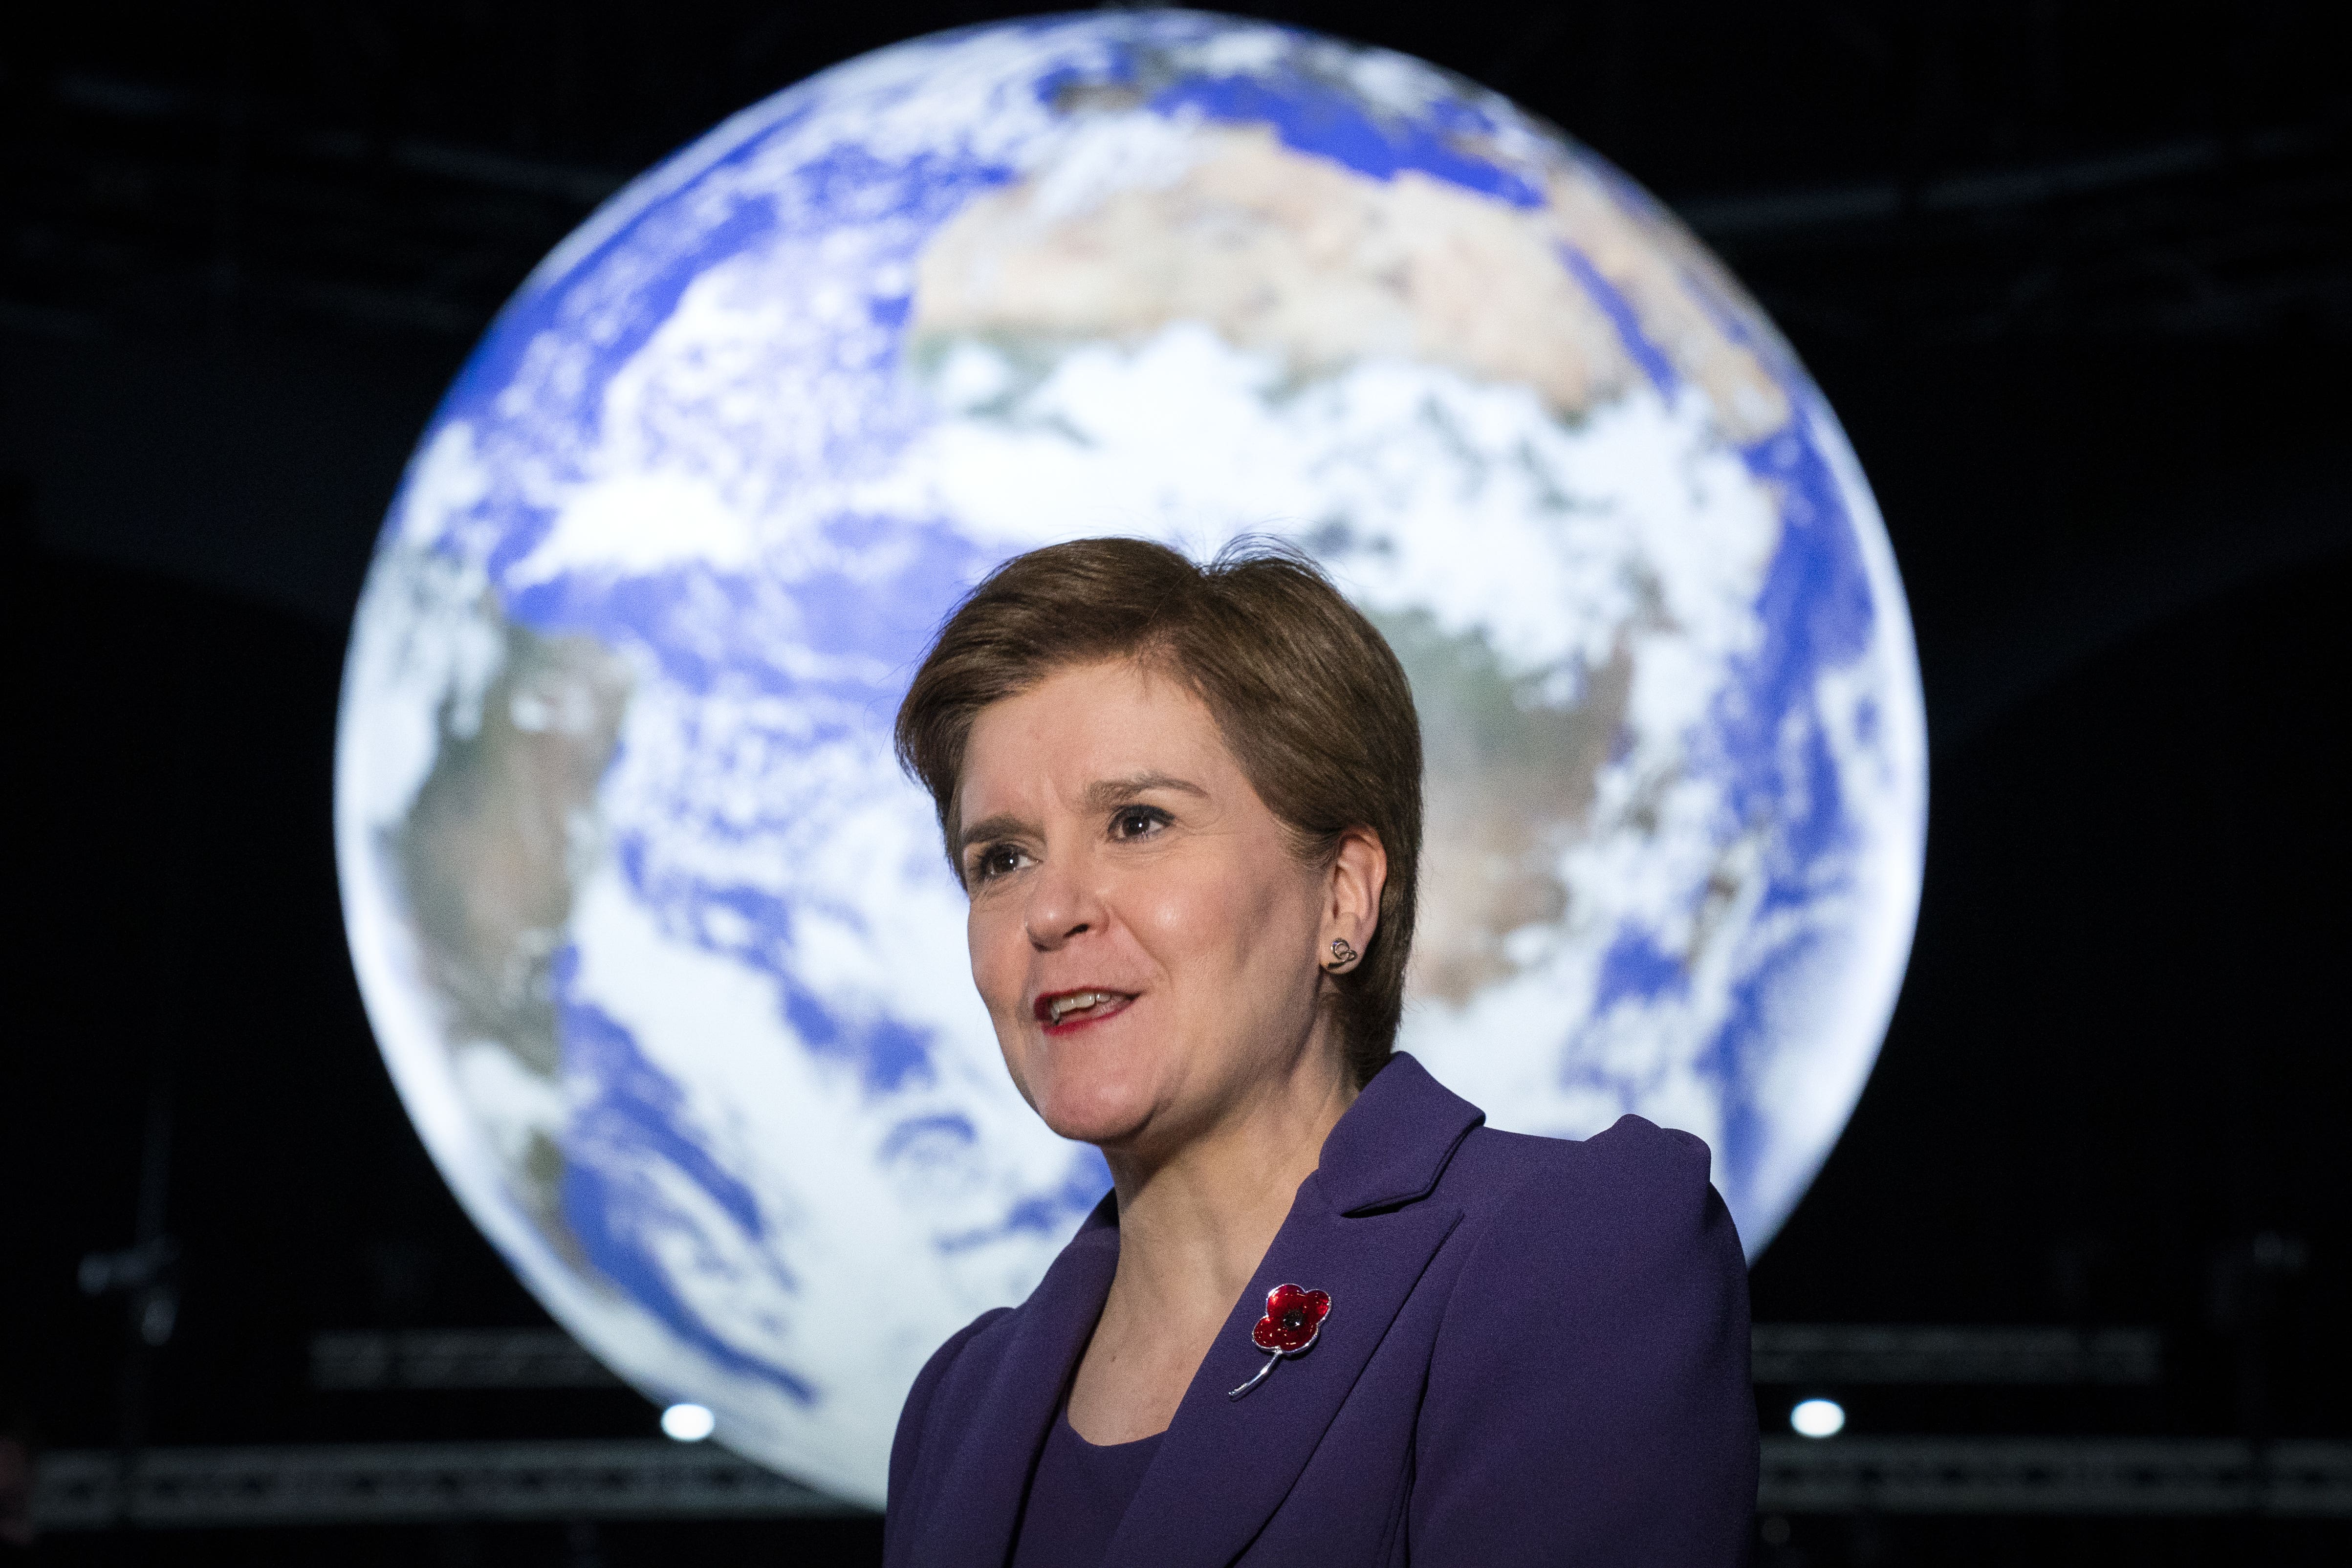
[
  {"left": 1109, "top": 1056, "right": 1353, "bottom": 1286},
  {"left": 1067, "top": 1039, "right": 1356, "bottom": 1442}
]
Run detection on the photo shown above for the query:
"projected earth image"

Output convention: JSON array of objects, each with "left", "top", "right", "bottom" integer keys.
[{"left": 334, "top": 10, "right": 1925, "bottom": 1504}]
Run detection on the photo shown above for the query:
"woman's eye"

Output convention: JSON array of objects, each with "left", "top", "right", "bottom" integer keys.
[
  {"left": 1111, "top": 806, "right": 1167, "bottom": 840},
  {"left": 972, "top": 844, "right": 1027, "bottom": 883}
]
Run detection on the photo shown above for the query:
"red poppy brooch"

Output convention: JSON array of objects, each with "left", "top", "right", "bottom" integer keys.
[{"left": 1227, "top": 1283, "right": 1331, "bottom": 1400}]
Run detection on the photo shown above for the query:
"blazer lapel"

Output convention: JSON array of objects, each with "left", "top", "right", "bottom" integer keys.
[
  {"left": 907, "top": 1199, "right": 1119, "bottom": 1568},
  {"left": 1103, "top": 1055, "right": 1483, "bottom": 1568}
]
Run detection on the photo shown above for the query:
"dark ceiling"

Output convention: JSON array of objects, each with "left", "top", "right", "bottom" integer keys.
[{"left": 6, "top": 1, "right": 2347, "bottom": 347}]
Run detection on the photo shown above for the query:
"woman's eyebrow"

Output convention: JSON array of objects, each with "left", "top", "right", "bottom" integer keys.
[
  {"left": 959, "top": 776, "right": 1206, "bottom": 852},
  {"left": 1082, "top": 773, "right": 1208, "bottom": 810},
  {"left": 957, "top": 812, "right": 1030, "bottom": 853}
]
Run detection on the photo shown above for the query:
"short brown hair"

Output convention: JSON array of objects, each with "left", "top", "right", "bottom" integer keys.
[{"left": 894, "top": 537, "right": 1422, "bottom": 1086}]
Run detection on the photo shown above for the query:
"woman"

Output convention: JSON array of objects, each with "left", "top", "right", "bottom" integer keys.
[{"left": 885, "top": 538, "right": 1756, "bottom": 1567}]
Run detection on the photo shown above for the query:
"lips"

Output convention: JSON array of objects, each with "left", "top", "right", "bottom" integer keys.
[{"left": 1034, "top": 989, "right": 1135, "bottom": 1031}]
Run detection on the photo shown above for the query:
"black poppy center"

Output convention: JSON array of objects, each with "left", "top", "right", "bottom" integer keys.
[{"left": 1282, "top": 1308, "right": 1309, "bottom": 1332}]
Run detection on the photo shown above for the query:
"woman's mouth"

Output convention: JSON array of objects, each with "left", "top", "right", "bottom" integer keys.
[{"left": 1035, "top": 989, "right": 1134, "bottom": 1032}]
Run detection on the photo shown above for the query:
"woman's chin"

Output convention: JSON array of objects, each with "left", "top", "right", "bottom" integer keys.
[{"left": 1030, "top": 1074, "right": 1162, "bottom": 1150}]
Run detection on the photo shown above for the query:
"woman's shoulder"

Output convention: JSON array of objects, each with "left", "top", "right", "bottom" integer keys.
[
  {"left": 887, "top": 1304, "right": 1017, "bottom": 1501},
  {"left": 889, "top": 1215, "right": 1120, "bottom": 1505},
  {"left": 899, "top": 1298, "right": 1025, "bottom": 1430},
  {"left": 1416, "top": 1112, "right": 1752, "bottom": 1452},
  {"left": 915, "top": 1302, "right": 1019, "bottom": 1387},
  {"left": 1434, "top": 1113, "right": 1738, "bottom": 1289},
  {"left": 1445, "top": 1111, "right": 1716, "bottom": 1203},
  {"left": 1408, "top": 1122, "right": 1758, "bottom": 1560}
]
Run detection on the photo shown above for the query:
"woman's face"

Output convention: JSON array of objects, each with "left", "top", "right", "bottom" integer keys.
[{"left": 957, "top": 658, "right": 1362, "bottom": 1157}]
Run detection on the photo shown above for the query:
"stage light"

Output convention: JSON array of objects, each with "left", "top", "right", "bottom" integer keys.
[
  {"left": 661, "top": 1402, "right": 716, "bottom": 1442},
  {"left": 1790, "top": 1397, "right": 1846, "bottom": 1438}
]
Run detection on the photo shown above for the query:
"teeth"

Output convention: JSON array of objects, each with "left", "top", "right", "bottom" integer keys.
[{"left": 1048, "top": 991, "right": 1114, "bottom": 1024}]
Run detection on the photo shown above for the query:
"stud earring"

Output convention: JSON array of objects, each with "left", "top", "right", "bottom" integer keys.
[{"left": 1326, "top": 937, "right": 1360, "bottom": 970}]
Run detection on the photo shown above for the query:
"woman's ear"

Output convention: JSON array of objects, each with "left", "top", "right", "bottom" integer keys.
[{"left": 1322, "top": 827, "right": 1387, "bottom": 971}]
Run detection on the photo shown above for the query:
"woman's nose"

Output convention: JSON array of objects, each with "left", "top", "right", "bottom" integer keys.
[{"left": 1021, "top": 855, "right": 1101, "bottom": 950}]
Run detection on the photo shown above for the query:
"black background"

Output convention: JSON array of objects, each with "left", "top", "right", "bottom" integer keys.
[{"left": 5, "top": 2, "right": 2349, "bottom": 1563}]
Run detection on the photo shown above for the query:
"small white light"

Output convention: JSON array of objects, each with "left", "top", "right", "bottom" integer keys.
[
  {"left": 661, "top": 1402, "right": 716, "bottom": 1442},
  {"left": 1790, "top": 1397, "right": 1845, "bottom": 1438}
]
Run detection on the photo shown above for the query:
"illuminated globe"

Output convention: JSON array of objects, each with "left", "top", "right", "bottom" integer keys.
[{"left": 335, "top": 9, "right": 1924, "bottom": 1505}]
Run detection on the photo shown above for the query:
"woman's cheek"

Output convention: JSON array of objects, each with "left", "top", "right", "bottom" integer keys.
[
  {"left": 968, "top": 901, "right": 1024, "bottom": 1026},
  {"left": 1135, "top": 862, "right": 1215, "bottom": 954}
]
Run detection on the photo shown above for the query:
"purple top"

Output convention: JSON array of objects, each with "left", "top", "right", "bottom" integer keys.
[
  {"left": 1009, "top": 1409, "right": 1165, "bottom": 1568},
  {"left": 887, "top": 1052, "right": 1758, "bottom": 1568}
]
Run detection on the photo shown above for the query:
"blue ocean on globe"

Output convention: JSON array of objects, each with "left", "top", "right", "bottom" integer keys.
[{"left": 334, "top": 9, "right": 1925, "bottom": 1503}]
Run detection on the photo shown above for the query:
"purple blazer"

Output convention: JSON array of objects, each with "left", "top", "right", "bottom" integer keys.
[{"left": 885, "top": 1053, "right": 1757, "bottom": 1566}]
